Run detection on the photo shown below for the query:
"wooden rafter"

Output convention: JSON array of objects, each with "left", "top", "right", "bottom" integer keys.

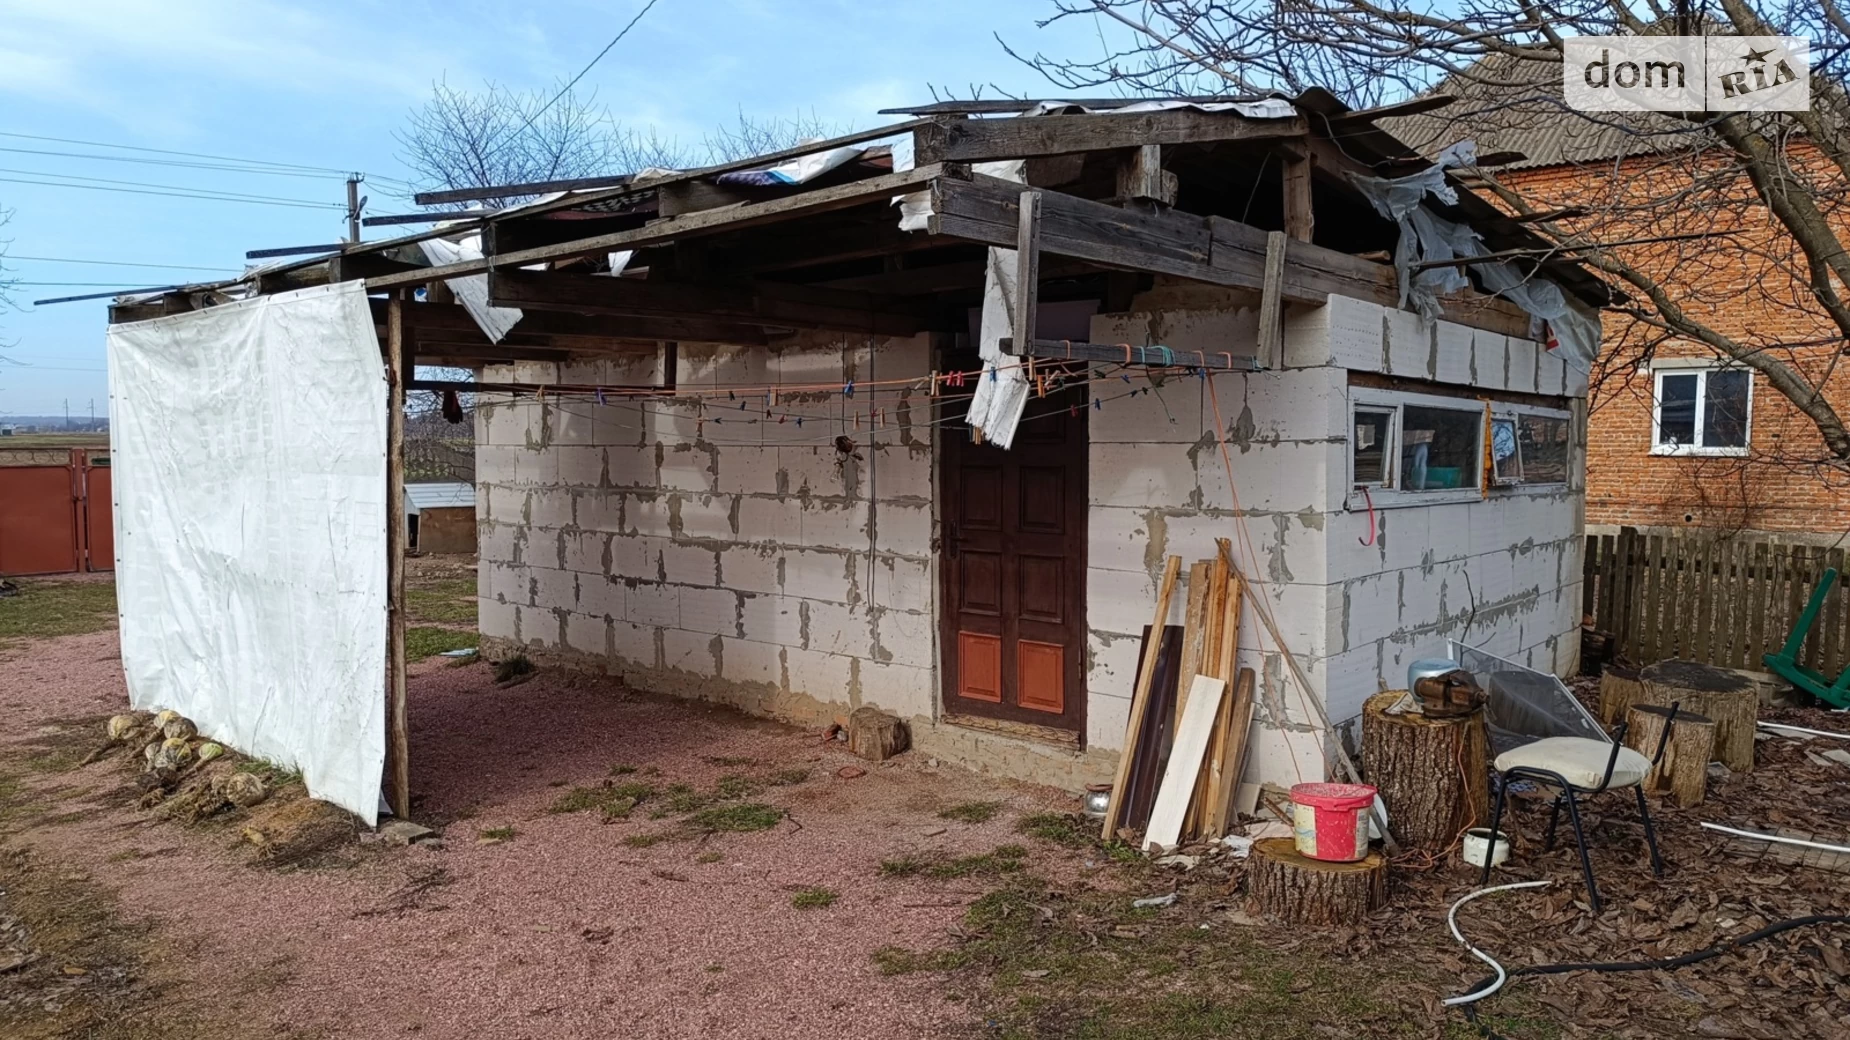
[
  {"left": 914, "top": 109, "right": 1306, "bottom": 164},
  {"left": 485, "top": 269, "right": 923, "bottom": 337}
]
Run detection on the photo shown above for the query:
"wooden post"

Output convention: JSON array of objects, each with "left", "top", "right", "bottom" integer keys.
[
  {"left": 1599, "top": 663, "right": 1644, "bottom": 725},
  {"left": 1360, "top": 691, "right": 1490, "bottom": 852},
  {"left": 1102, "top": 555, "right": 1182, "bottom": 841},
  {"left": 1625, "top": 704, "right": 1715, "bottom": 806},
  {"left": 1116, "top": 144, "right": 1177, "bottom": 205},
  {"left": 384, "top": 293, "right": 410, "bottom": 819},
  {"left": 1257, "top": 231, "right": 1287, "bottom": 370},
  {"left": 1638, "top": 659, "right": 1757, "bottom": 773},
  {"left": 1248, "top": 837, "right": 1387, "bottom": 925},
  {"left": 1012, "top": 190, "right": 1041, "bottom": 362},
  {"left": 1282, "top": 148, "right": 1314, "bottom": 242}
]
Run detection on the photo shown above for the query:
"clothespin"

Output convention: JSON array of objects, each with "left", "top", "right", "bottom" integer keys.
[
  {"left": 929, "top": 371, "right": 940, "bottom": 398},
  {"left": 1093, "top": 398, "right": 1102, "bottom": 411},
  {"left": 739, "top": 399, "right": 747, "bottom": 411},
  {"left": 1068, "top": 404, "right": 1078, "bottom": 418},
  {"left": 595, "top": 387, "right": 606, "bottom": 405},
  {"left": 843, "top": 380, "right": 855, "bottom": 398},
  {"left": 854, "top": 412, "right": 862, "bottom": 430},
  {"left": 795, "top": 416, "right": 803, "bottom": 427}
]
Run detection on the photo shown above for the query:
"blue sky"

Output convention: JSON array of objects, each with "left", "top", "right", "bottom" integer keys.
[{"left": 0, "top": 0, "right": 1117, "bottom": 417}]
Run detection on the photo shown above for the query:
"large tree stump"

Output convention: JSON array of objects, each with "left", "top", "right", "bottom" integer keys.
[
  {"left": 847, "top": 707, "right": 909, "bottom": 762},
  {"left": 1599, "top": 664, "right": 1645, "bottom": 726},
  {"left": 1248, "top": 837, "right": 1388, "bottom": 925},
  {"left": 1624, "top": 704, "right": 1716, "bottom": 807},
  {"left": 1360, "top": 691, "right": 1489, "bottom": 851},
  {"left": 1638, "top": 659, "right": 1757, "bottom": 773}
]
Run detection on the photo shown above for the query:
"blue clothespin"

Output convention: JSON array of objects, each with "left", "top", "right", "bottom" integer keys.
[
  {"left": 844, "top": 380, "right": 855, "bottom": 398},
  {"left": 1093, "top": 398, "right": 1102, "bottom": 411},
  {"left": 595, "top": 388, "right": 606, "bottom": 405}
]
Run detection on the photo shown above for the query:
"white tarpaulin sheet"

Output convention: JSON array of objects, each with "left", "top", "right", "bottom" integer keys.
[{"left": 106, "top": 281, "right": 389, "bottom": 823}]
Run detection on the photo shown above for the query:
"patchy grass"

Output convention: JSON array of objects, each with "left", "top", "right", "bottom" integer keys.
[
  {"left": 493, "top": 654, "right": 534, "bottom": 683},
  {"left": 769, "top": 767, "right": 810, "bottom": 785},
  {"left": 622, "top": 832, "right": 673, "bottom": 849},
  {"left": 880, "top": 846, "right": 1028, "bottom": 881},
  {"left": 478, "top": 826, "right": 517, "bottom": 841},
  {"left": 687, "top": 803, "right": 782, "bottom": 833},
  {"left": 610, "top": 764, "right": 638, "bottom": 776},
  {"left": 0, "top": 579, "right": 117, "bottom": 646},
  {"left": 656, "top": 782, "right": 716, "bottom": 816},
  {"left": 236, "top": 758, "right": 304, "bottom": 790},
  {"left": 1016, "top": 811, "right": 1095, "bottom": 847},
  {"left": 405, "top": 625, "right": 477, "bottom": 662},
  {"left": 549, "top": 781, "right": 655, "bottom": 819},
  {"left": 790, "top": 886, "right": 838, "bottom": 910},
  {"left": 938, "top": 800, "right": 1005, "bottom": 824},
  {"left": 694, "top": 851, "right": 724, "bottom": 864},
  {"left": 404, "top": 577, "right": 477, "bottom": 626},
  {"left": 713, "top": 773, "right": 763, "bottom": 800},
  {"left": 703, "top": 755, "right": 757, "bottom": 767}
]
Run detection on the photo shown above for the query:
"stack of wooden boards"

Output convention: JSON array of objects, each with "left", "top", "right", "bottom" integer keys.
[{"left": 1101, "top": 541, "right": 1259, "bottom": 850}]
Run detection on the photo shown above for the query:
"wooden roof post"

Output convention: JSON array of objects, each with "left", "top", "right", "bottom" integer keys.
[
  {"left": 1011, "top": 190, "right": 1042, "bottom": 358},
  {"left": 1116, "top": 144, "right": 1176, "bottom": 206},
  {"left": 1282, "top": 146, "right": 1314, "bottom": 243},
  {"left": 384, "top": 292, "right": 411, "bottom": 820}
]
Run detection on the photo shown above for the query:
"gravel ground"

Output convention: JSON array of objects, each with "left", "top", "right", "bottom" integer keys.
[{"left": 1, "top": 631, "right": 1077, "bottom": 1040}]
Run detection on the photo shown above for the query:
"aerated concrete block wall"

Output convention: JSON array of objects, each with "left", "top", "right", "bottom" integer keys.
[
  {"left": 1085, "top": 287, "right": 1587, "bottom": 794},
  {"left": 474, "top": 333, "right": 939, "bottom": 730}
]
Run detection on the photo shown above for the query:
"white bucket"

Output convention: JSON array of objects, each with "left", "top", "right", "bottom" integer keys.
[{"left": 1461, "top": 828, "right": 1511, "bottom": 869}]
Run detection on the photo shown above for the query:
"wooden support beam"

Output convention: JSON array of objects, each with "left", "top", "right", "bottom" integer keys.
[
  {"left": 367, "top": 163, "right": 952, "bottom": 290},
  {"left": 487, "top": 269, "right": 923, "bottom": 337},
  {"left": 1282, "top": 149, "right": 1315, "bottom": 243},
  {"left": 1012, "top": 190, "right": 1041, "bottom": 362},
  {"left": 384, "top": 295, "right": 411, "bottom": 821},
  {"left": 999, "top": 338, "right": 1260, "bottom": 370},
  {"left": 1115, "top": 145, "right": 1176, "bottom": 206},
  {"left": 914, "top": 110, "right": 1306, "bottom": 164},
  {"left": 1257, "top": 231, "right": 1288, "bottom": 369},
  {"left": 366, "top": 297, "right": 770, "bottom": 347}
]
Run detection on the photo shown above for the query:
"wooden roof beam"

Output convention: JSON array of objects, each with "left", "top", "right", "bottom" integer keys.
[
  {"left": 913, "top": 110, "right": 1306, "bottom": 164},
  {"left": 367, "top": 297, "right": 771, "bottom": 346},
  {"left": 487, "top": 269, "right": 923, "bottom": 337}
]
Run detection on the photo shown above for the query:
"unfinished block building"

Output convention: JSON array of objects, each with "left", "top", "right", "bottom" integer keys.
[{"left": 110, "top": 91, "right": 1608, "bottom": 811}]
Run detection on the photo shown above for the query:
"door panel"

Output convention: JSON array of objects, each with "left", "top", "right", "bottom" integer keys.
[
  {"left": 940, "top": 378, "right": 1089, "bottom": 732},
  {"left": 82, "top": 462, "right": 114, "bottom": 571},
  {"left": 0, "top": 465, "right": 80, "bottom": 576}
]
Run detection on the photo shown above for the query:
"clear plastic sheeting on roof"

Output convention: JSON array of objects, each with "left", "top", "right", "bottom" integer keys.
[
  {"left": 1348, "top": 140, "right": 1603, "bottom": 373},
  {"left": 1450, "top": 641, "right": 1608, "bottom": 756},
  {"left": 418, "top": 233, "right": 522, "bottom": 343}
]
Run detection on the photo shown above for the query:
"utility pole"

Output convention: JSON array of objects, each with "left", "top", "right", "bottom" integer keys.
[
  {"left": 345, "top": 174, "right": 366, "bottom": 244},
  {"left": 64, "top": 398, "right": 69, "bottom": 430}
]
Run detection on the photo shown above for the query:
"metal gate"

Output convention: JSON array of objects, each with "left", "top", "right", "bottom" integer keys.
[{"left": 0, "top": 449, "right": 114, "bottom": 576}]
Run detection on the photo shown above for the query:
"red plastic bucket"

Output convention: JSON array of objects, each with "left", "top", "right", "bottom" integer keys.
[{"left": 1290, "top": 782, "right": 1377, "bottom": 862}]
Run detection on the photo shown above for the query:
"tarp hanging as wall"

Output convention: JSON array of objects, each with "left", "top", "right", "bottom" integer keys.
[{"left": 106, "top": 281, "right": 388, "bottom": 823}]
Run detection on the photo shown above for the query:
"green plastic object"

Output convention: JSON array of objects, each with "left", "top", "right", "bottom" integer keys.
[{"left": 1763, "top": 567, "right": 1850, "bottom": 709}]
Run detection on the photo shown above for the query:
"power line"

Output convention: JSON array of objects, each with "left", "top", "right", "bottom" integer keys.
[
  {"left": 0, "top": 165, "right": 346, "bottom": 204},
  {"left": 0, "top": 254, "right": 242, "bottom": 273},
  {"left": 0, "top": 144, "right": 353, "bottom": 180},
  {"left": 514, "top": 0, "right": 663, "bottom": 138},
  {"left": 0, "top": 175, "right": 346, "bottom": 210},
  {"left": 8, "top": 280, "right": 222, "bottom": 287},
  {"left": 0, "top": 128, "right": 352, "bottom": 174}
]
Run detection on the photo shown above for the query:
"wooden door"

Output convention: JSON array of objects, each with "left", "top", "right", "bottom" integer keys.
[{"left": 940, "top": 389, "right": 1088, "bottom": 732}]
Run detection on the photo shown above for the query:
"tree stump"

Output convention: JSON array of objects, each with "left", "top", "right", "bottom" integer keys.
[
  {"left": 1360, "top": 691, "right": 1489, "bottom": 852},
  {"left": 1248, "top": 837, "right": 1388, "bottom": 926},
  {"left": 1638, "top": 659, "right": 1757, "bottom": 773},
  {"left": 847, "top": 707, "right": 909, "bottom": 762},
  {"left": 1624, "top": 704, "right": 1716, "bottom": 807},
  {"left": 1599, "top": 664, "right": 1645, "bottom": 726}
]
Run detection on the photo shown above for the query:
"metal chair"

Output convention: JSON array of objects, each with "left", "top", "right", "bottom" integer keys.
[{"left": 1481, "top": 703, "right": 1680, "bottom": 913}]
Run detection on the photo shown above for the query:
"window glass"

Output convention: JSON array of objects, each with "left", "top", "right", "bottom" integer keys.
[
  {"left": 1657, "top": 373, "right": 1698, "bottom": 446},
  {"left": 1399, "top": 406, "right": 1481, "bottom": 491},
  {"left": 1490, "top": 418, "right": 1521, "bottom": 483},
  {"left": 1353, "top": 408, "right": 1393, "bottom": 486},
  {"left": 1704, "top": 370, "right": 1750, "bottom": 448},
  {"left": 1518, "top": 414, "right": 1571, "bottom": 483}
]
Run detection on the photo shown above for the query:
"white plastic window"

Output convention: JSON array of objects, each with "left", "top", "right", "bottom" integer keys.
[{"left": 1653, "top": 368, "right": 1750, "bottom": 455}]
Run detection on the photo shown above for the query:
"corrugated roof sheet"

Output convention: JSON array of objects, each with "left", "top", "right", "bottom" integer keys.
[
  {"left": 405, "top": 482, "right": 474, "bottom": 514},
  {"left": 1383, "top": 53, "right": 1711, "bottom": 170}
]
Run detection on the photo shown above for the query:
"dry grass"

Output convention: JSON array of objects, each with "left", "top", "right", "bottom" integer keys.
[{"left": 0, "top": 580, "right": 117, "bottom": 647}]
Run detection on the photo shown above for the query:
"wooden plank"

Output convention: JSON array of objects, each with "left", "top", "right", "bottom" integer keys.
[
  {"left": 367, "top": 164, "right": 952, "bottom": 290},
  {"left": 932, "top": 173, "right": 1215, "bottom": 284},
  {"left": 414, "top": 117, "right": 937, "bottom": 205},
  {"left": 1283, "top": 150, "right": 1315, "bottom": 242},
  {"left": 1013, "top": 190, "right": 1041, "bottom": 369},
  {"left": 1102, "top": 555, "right": 1182, "bottom": 841},
  {"left": 1694, "top": 538, "right": 1716, "bottom": 664},
  {"left": 384, "top": 295, "right": 411, "bottom": 820},
  {"left": 1257, "top": 231, "right": 1288, "bottom": 369},
  {"left": 1186, "top": 554, "right": 1231, "bottom": 837},
  {"left": 1640, "top": 533, "right": 1663, "bottom": 664},
  {"left": 1218, "top": 666, "right": 1259, "bottom": 836},
  {"left": 1581, "top": 535, "right": 1597, "bottom": 621},
  {"left": 1173, "top": 562, "right": 1211, "bottom": 730},
  {"left": 1803, "top": 547, "right": 1827, "bottom": 664},
  {"left": 1749, "top": 542, "right": 1771, "bottom": 669},
  {"left": 1115, "top": 145, "right": 1176, "bottom": 205},
  {"left": 998, "top": 338, "right": 1261, "bottom": 370},
  {"left": 486, "top": 269, "right": 922, "bottom": 337},
  {"left": 1825, "top": 548, "right": 1847, "bottom": 676},
  {"left": 1204, "top": 571, "right": 1246, "bottom": 839},
  {"left": 1727, "top": 538, "right": 1747, "bottom": 669},
  {"left": 914, "top": 109, "right": 1306, "bottom": 164},
  {"left": 1144, "top": 674, "right": 1229, "bottom": 852}
]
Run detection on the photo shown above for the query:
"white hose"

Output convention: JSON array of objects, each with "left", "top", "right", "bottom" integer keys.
[
  {"left": 1700, "top": 822, "right": 1850, "bottom": 855},
  {"left": 1756, "top": 721, "right": 1850, "bottom": 741},
  {"left": 1441, "top": 880, "right": 1552, "bottom": 1008}
]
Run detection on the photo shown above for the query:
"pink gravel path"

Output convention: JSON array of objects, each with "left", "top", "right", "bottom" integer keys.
[{"left": 1, "top": 631, "right": 1079, "bottom": 1039}]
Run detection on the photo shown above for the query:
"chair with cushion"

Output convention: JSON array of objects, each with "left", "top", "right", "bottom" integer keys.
[{"left": 1481, "top": 702, "right": 1680, "bottom": 913}]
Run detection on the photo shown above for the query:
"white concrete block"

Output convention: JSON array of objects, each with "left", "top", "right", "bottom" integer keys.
[
  {"left": 801, "top": 499, "right": 871, "bottom": 549},
  {"left": 561, "top": 530, "right": 604, "bottom": 575},
  {"left": 718, "top": 636, "right": 784, "bottom": 687},
  {"left": 661, "top": 628, "right": 719, "bottom": 676},
  {"left": 1087, "top": 506, "right": 1162, "bottom": 576},
  {"left": 1434, "top": 320, "right": 1475, "bottom": 386},
  {"left": 558, "top": 446, "right": 604, "bottom": 488},
  {"left": 527, "top": 489, "right": 574, "bottom": 530},
  {"left": 1324, "top": 295, "right": 1384, "bottom": 372},
  {"left": 1385, "top": 307, "right": 1430, "bottom": 378},
  {"left": 735, "top": 496, "right": 801, "bottom": 546},
  {"left": 783, "top": 646, "right": 856, "bottom": 701},
  {"left": 576, "top": 491, "right": 622, "bottom": 534},
  {"left": 1319, "top": 644, "right": 1389, "bottom": 724},
  {"left": 605, "top": 446, "right": 655, "bottom": 490},
  {"left": 857, "top": 660, "right": 935, "bottom": 719},
  {"left": 478, "top": 597, "right": 517, "bottom": 641},
  {"left": 660, "top": 543, "right": 719, "bottom": 587},
  {"left": 1090, "top": 375, "right": 1204, "bottom": 445},
  {"left": 715, "top": 447, "right": 783, "bottom": 495},
  {"left": 516, "top": 604, "right": 561, "bottom": 648},
  {"left": 1089, "top": 443, "right": 1199, "bottom": 509},
  {"left": 1280, "top": 298, "right": 1335, "bottom": 368},
  {"left": 781, "top": 549, "right": 855, "bottom": 603},
  {"left": 804, "top": 598, "right": 869, "bottom": 656},
  {"left": 680, "top": 585, "right": 740, "bottom": 637},
  {"left": 1086, "top": 691, "right": 1133, "bottom": 751},
  {"left": 719, "top": 546, "right": 782, "bottom": 596},
  {"left": 1086, "top": 632, "right": 1143, "bottom": 700},
  {"left": 872, "top": 608, "right": 935, "bottom": 670},
  {"left": 658, "top": 446, "right": 717, "bottom": 495},
  {"left": 578, "top": 574, "right": 625, "bottom": 620},
  {"left": 1242, "top": 724, "right": 1329, "bottom": 788},
  {"left": 607, "top": 534, "right": 654, "bottom": 580},
  {"left": 1427, "top": 505, "right": 1473, "bottom": 564},
  {"left": 675, "top": 494, "right": 736, "bottom": 542},
  {"left": 625, "top": 494, "right": 674, "bottom": 538},
  {"left": 1087, "top": 566, "right": 1163, "bottom": 635},
  {"left": 626, "top": 582, "right": 680, "bottom": 628},
  {"left": 565, "top": 611, "right": 606, "bottom": 655},
  {"left": 530, "top": 566, "right": 577, "bottom": 610},
  {"left": 738, "top": 592, "right": 803, "bottom": 647},
  {"left": 1505, "top": 335, "right": 1538, "bottom": 394},
  {"left": 872, "top": 503, "right": 932, "bottom": 558},
  {"left": 1470, "top": 330, "right": 1508, "bottom": 391}
]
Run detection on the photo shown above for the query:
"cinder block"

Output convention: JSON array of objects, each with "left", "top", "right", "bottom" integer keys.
[
  {"left": 872, "top": 608, "right": 935, "bottom": 669},
  {"left": 719, "top": 546, "right": 781, "bottom": 595},
  {"left": 626, "top": 582, "right": 680, "bottom": 628},
  {"left": 1323, "top": 295, "right": 1384, "bottom": 372},
  {"left": 1385, "top": 307, "right": 1430, "bottom": 378},
  {"left": 1199, "top": 437, "right": 1335, "bottom": 515},
  {"left": 735, "top": 496, "right": 801, "bottom": 546},
  {"left": 1090, "top": 375, "right": 1204, "bottom": 445},
  {"left": 625, "top": 493, "right": 674, "bottom": 538},
  {"left": 1087, "top": 505, "right": 1160, "bottom": 575},
  {"left": 1536, "top": 346, "right": 1568, "bottom": 396},
  {"left": 1434, "top": 320, "right": 1475, "bottom": 386},
  {"left": 680, "top": 585, "right": 740, "bottom": 636},
  {"left": 527, "top": 490, "right": 573, "bottom": 530},
  {"left": 478, "top": 597, "right": 518, "bottom": 641},
  {"left": 1088, "top": 566, "right": 1163, "bottom": 635},
  {"left": 1471, "top": 330, "right": 1509, "bottom": 391},
  {"left": 856, "top": 659, "right": 935, "bottom": 718},
  {"left": 1086, "top": 631, "right": 1142, "bottom": 697},
  {"left": 1281, "top": 298, "right": 1335, "bottom": 368},
  {"left": 1426, "top": 505, "right": 1473, "bottom": 563},
  {"left": 605, "top": 445, "right": 655, "bottom": 489},
  {"left": 718, "top": 635, "right": 784, "bottom": 687},
  {"left": 1505, "top": 335, "right": 1539, "bottom": 394},
  {"left": 565, "top": 611, "right": 605, "bottom": 655},
  {"left": 801, "top": 499, "right": 871, "bottom": 549},
  {"left": 1086, "top": 691, "right": 1133, "bottom": 751},
  {"left": 1088, "top": 443, "right": 1199, "bottom": 509},
  {"left": 578, "top": 574, "right": 625, "bottom": 620},
  {"left": 783, "top": 445, "right": 853, "bottom": 499},
  {"left": 675, "top": 494, "right": 736, "bottom": 542},
  {"left": 612, "top": 620, "right": 655, "bottom": 664},
  {"left": 873, "top": 556, "right": 933, "bottom": 614},
  {"left": 1318, "top": 643, "right": 1388, "bottom": 723},
  {"left": 478, "top": 522, "right": 517, "bottom": 567},
  {"left": 804, "top": 598, "right": 869, "bottom": 656},
  {"left": 872, "top": 502, "right": 932, "bottom": 555},
  {"left": 781, "top": 548, "right": 855, "bottom": 602},
  {"left": 561, "top": 530, "right": 604, "bottom": 574},
  {"left": 715, "top": 447, "right": 783, "bottom": 495},
  {"left": 658, "top": 446, "right": 717, "bottom": 495},
  {"left": 558, "top": 446, "right": 604, "bottom": 488},
  {"left": 1242, "top": 724, "right": 1329, "bottom": 788},
  {"left": 606, "top": 534, "right": 654, "bottom": 580},
  {"left": 515, "top": 603, "right": 562, "bottom": 648},
  {"left": 660, "top": 628, "right": 718, "bottom": 676},
  {"left": 782, "top": 646, "right": 856, "bottom": 702},
  {"left": 530, "top": 566, "right": 577, "bottom": 610}
]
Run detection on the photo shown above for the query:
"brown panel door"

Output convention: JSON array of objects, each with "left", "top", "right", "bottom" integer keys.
[
  {"left": 82, "top": 460, "right": 115, "bottom": 572},
  {"left": 0, "top": 464, "right": 81, "bottom": 576},
  {"left": 940, "top": 388, "right": 1088, "bottom": 732}
]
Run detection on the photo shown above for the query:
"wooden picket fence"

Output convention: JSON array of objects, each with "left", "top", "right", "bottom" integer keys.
[{"left": 1583, "top": 528, "right": 1850, "bottom": 677}]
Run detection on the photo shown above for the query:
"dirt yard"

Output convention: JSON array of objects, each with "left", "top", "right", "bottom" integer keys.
[{"left": 2, "top": 574, "right": 1848, "bottom": 1040}]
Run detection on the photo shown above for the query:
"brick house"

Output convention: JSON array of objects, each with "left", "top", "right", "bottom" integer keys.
[{"left": 1394, "top": 59, "right": 1850, "bottom": 540}]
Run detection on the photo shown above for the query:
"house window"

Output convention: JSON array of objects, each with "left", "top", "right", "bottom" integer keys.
[
  {"left": 1399, "top": 405, "right": 1483, "bottom": 491},
  {"left": 1490, "top": 410, "right": 1572, "bottom": 486},
  {"left": 1654, "top": 367, "right": 1750, "bottom": 455},
  {"left": 1348, "top": 390, "right": 1487, "bottom": 504},
  {"left": 1352, "top": 407, "right": 1395, "bottom": 487}
]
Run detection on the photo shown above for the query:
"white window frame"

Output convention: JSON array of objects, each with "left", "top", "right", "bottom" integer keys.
[
  {"left": 1489, "top": 404, "right": 1574, "bottom": 488},
  {"left": 1651, "top": 363, "right": 1752, "bottom": 457},
  {"left": 1350, "top": 404, "right": 1398, "bottom": 490},
  {"left": 1346, "top": 388, "right": 1488, "bottom": 509}
]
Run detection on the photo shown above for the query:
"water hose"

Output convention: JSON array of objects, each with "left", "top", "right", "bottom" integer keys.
[{"left": 1442, "top": 880, "right": 1553, "bottom": 1007}]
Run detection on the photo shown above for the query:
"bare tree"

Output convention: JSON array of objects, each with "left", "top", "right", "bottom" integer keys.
[
  {"left": 1015, "top": 1, "right": 1850, "bottom": 469},
  {"left": 702, "top": 108, "right": 846, "bottom": 162}
]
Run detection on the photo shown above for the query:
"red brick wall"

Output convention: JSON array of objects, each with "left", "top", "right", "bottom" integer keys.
[{"left": 1503, "top": 150, "right": 1850, "bottom": 536}]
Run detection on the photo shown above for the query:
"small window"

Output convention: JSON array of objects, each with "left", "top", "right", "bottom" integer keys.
[
  {"left": 1399, "top": 405, "right": 1483, "bottom": 491},
  {"left": 1490, "top": 417, "right": 1521, "bottom": 484},
  {"left": 1352, "top": 407, "right": 1394, "bottom": 487},
  {"left": 1655, "top": 367, "right": 1751, "bottom": 454},
  {"left": 1518, "top": 413, "right": 1570, "bottom": 483}
]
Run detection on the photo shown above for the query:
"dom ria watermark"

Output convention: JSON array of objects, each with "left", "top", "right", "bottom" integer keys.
[{"left": 1564, "top": 36, "right": 1810, "bottom": 112}]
